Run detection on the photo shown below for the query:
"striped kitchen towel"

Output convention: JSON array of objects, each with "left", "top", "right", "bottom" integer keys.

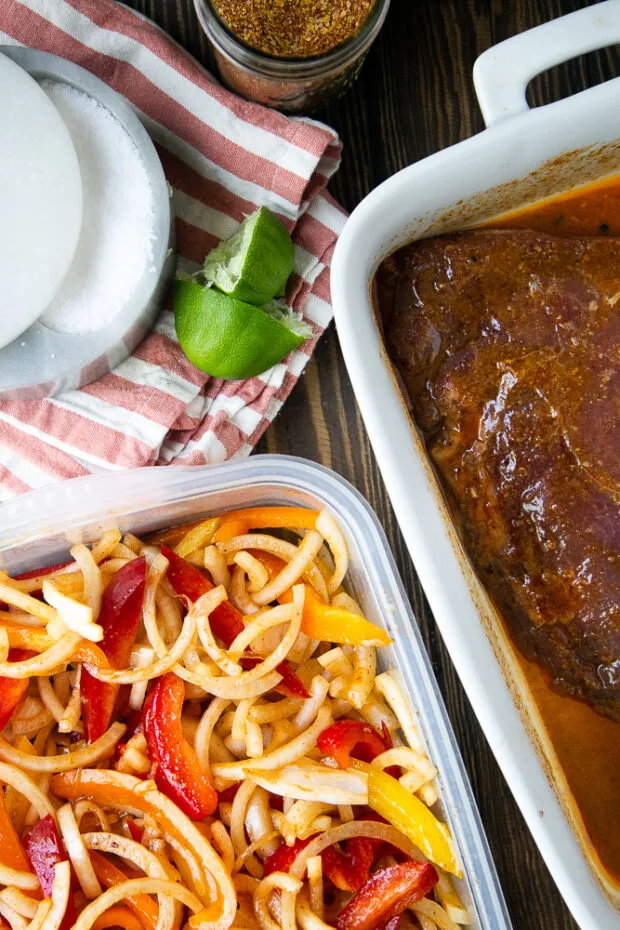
[{"left": 0, "top": 0, "right": 346, "bottom": 500}]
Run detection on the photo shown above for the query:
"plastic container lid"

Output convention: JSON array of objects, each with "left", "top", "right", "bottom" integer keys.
[{"left": 0, "top": 52, "right": 82, "bottom": 349}]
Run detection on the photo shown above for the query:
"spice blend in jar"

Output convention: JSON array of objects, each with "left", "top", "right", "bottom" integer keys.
[
  {"left": 194, "top": 0, "right": 389, "bottom": 112},
  {"left": 211, "top": 0, "right": 376, "bottom": 59}
]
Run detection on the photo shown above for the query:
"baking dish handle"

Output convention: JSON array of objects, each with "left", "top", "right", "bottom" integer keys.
[{"left": 473, "top": 0, "right": 620, "bottom": 127}]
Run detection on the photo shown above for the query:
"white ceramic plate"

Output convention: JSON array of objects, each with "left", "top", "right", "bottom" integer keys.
[{"left": 331, "top": 3, "right": 620, "bottom": 928}]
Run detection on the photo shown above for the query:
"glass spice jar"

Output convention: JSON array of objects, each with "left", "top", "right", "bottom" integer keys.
[{"left": 193, "top": 0, "right": 391, "bottom": 113}]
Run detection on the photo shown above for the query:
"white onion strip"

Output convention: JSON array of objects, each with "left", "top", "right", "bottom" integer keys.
[
  {"left": 70, "top": 545, "right": 102, "bottom": 619},
  {"left": 86, "top": 612, "right": 196, "bottom": 684},
  {"left": 211, "top": 705, "right": 331, "bottom": 780},
  {"left": 217, "top": 536, "right": 327, "bottom": 602},
  {"left": 0, "top": 634, "right": 83, "bottom": 679},
  {"left": 71, "top": 878, "right": 205, "bottom": 930},
  {"left": 82, "top": 832, "right": 176, "bottom": 930},
  {"left": 0, "top": 723, "right": 125, "bottom": 772},
  {"left": 0, "top": 761, "right": 56, "bottom": 819},
  {"left": 0, "top": 865, "right": 39, "bottom": 891},
  {"left": 289, "top": 821, "right": 421, "bottom": 879},
  {"left": 195, "top": 588, "right": 241, "bottom": 676},
  {"left": 252, "top": 532, "right": 323, "bottom": 607},
  {"left": 315, "top": 511, "right": 348, "bottom": 596},
  {"left": 142, "top": 553, "right": 170, "bottom": 658},
  {"left": 57, "top": 804, "right": 102, "bottom": 899}
]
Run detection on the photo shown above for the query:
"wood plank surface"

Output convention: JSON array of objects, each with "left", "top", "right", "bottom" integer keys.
[{"left": 126, "top": 2, "right": 620, "bottom": 927}]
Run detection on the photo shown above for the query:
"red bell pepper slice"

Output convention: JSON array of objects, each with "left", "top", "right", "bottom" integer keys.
[
  {"left": 317, "top": 720, "right": 390, "bottom": 769},
  {"left": 263, "top": 836, "right": 314, "bottom": 876},
  {"left": 217, "top": 783, "right": 240, "bottom": 804},
  {"left": 126, "top": 820, "right": 144, "bottom": 844},
  {"left": 322, "top": 836, "right": 376, "bottom": 892},
  {"left": 161, "top": 547, "right": 309, "bottom": 699},
  {"left": 143, "top": 672, "right": 217, "bottom": 820},
  {"left": 80, "top": 558, "right": 146, "bottom": 743},
  {"left": 23, "top": 815, "right": 77, "bottom": 928},
  {"left": 13, "top": 561, "right": 73, "bottom": 583},
  {"left": 263, "top": 831, "right": 376, "bottom": 893},
  {"left": 0, "top": 649, "right": 34, "bottom": 733},
  {"left": 335, "top": 861, "right": 438, "bottom": 930}
]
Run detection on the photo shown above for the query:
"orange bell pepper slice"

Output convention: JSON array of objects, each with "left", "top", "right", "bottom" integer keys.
[
  {"left": 90, "top": 851, "right": 159, "bottom": 930},
  {"left": 51, "top": 769, "right": 235, "bottom": 928},
  {"left": 0, "top": 790, "right": 31, "bottom": 872},
  {"left": 0, "top": 790, "right": 42, "bottom": 899},
  {"left": 0, "top": 619, "right": 54, "bottom": 653},
  {"left": 92, "top": 906, "right": 147, "bottom": 930},
  {"left": 253, "top": 552, "right": 391, "bottom": 647},
  {"left": 213, "top": 506, "right": 320, "bottom": 543}
]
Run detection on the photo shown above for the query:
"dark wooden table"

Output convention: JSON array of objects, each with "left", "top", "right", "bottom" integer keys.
[{"left": 127, "top": 2, "right": 620, "bottom": 927}]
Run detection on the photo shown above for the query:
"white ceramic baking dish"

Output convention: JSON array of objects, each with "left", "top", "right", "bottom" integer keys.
[
  {"left": 0, "top": 457, "right": 511, "bottom": 930},
  {"left": 331, "top": 3, "right": 620, "bottom": 928}
]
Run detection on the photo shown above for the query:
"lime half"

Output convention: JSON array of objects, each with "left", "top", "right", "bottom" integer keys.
[
  {"left": 174, "top": 280, "right": 311, "bottom": 380},
  {"left": 203, "top": 207, "right": 295, "bottom": 306}
]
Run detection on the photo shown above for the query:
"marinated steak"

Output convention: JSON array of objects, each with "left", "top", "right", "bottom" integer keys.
[{"left": 381, "top": 229, "right": 620, "bottom": 719}]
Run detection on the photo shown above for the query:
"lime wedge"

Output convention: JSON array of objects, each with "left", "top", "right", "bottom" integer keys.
[
  {"left": 203, "top": 207, "right": 295, "bottom": 306},
  {"left": 174, "top": 280, "right": 311, "bottom": 380}
]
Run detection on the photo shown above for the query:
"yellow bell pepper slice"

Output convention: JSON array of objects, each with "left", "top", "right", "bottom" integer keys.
[
  {"left": 353, "top": 760, "right": 462, "bottom": 877},
  {"left": 174, "top": 517, "right": 222, "bottom": 559}
]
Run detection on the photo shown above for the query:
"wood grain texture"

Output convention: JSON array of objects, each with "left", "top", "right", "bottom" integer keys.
[{"left": 124, "top": 1, "right": 620, "bottom": 927}]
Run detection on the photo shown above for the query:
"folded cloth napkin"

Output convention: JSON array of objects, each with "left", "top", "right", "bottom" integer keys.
[{"left": 0, "top": 0, "right": 346, "bottom": 501}]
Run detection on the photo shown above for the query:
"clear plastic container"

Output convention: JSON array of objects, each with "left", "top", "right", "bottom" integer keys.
[
  {"left": 193, "top": 0, "right": 390, "bottom": 112},
  {"left": 0, "top": 455, "right": 511, "bottom": 930}
]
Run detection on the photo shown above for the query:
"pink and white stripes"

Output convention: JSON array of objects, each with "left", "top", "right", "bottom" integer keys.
[{"left": 0, "top": 0, "right": 346, "bottom": 501}]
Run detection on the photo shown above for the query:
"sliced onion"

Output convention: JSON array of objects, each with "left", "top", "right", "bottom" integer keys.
[
  {"left": 176, "top": 664, "right": 282, "bottom": 701},
  {"left": 412, "top": 897, "right": 460, "bottom": 930},
  {"left": 57, "top": 803, "right": 102, "bottom": 899},
  {"left": 375, "top": 671, "right": 426, "bottom": 754},
  {"left": 0, "top": 723, "right": 125, "bottom": 772},
  {"left": 290, "top": 821, "right": 421, "bottom": 880},
  {"left": 0, "top": 899, "right": 29, "bottom": 930},
  {"left": 71, "top": 878, "right": 204, "bottom": 930},
  {"left": 0, "top": 864, "right": 39, "bottom": 890},
  {"left": 142, "top": 553, "right": 171, "bottom": 658},
  {"left": 194, "top": 698, "right": 231, "bottom": 775},
  {"left": 0, "top": 634, "right": 83, "bottom": 679},
  {"left": 0, "top": 581, "right": 57, "bottom": 624},
  {"left": 90, "top": 530, "right": 123, "bottom": 564},
  {"left": 314, "top": 510, "right": 349, "bottom": 596},
  {"left": 252, "top": 532, "right": 323, "bottom": 607},
  {"left": 250, "top": 764, "right": 368, "bottom": 806},
  {"left": 43, "top": 581, "right": 101, "bottom": 642},
  {"left": 0, "top": 889, "right": 38, "bottom": 920},
  {"left": 82, "top": 833, "right": 176, "bottom": 930},
  {"left": 217, "top": 535, "right": 327, "bottom": 601},
  {"left": 296, "top": 887, "right": 332, "bottom": 930},
  {"left": 210, "top": 821, "right": 235, "bottom": 875},
  {"left": 28, "top": 860, "right": 71, "bottom": 930},
  {"left": 254, "top": 872, "right": 303, "bottom": 930},
  {"left": 86, "top": 611, "right": 196, "bottom": 684},
  {"left": 211, "top": 705, "right": 331, "bottom": 780},
  {"left": 233, "top": 551, "right": 268, "bottom": 593},
  {"left": 0, "top": 761, "right": 56, "bottom": 819},
  {"left": 195, "top": 587, "right": 241, "bottom": 676},
  {"left": 70, "top": 545, "right": 102, "bottom": 619},
  {"left": 345, "top": 645, "right": 376, "bottom": 711}
]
